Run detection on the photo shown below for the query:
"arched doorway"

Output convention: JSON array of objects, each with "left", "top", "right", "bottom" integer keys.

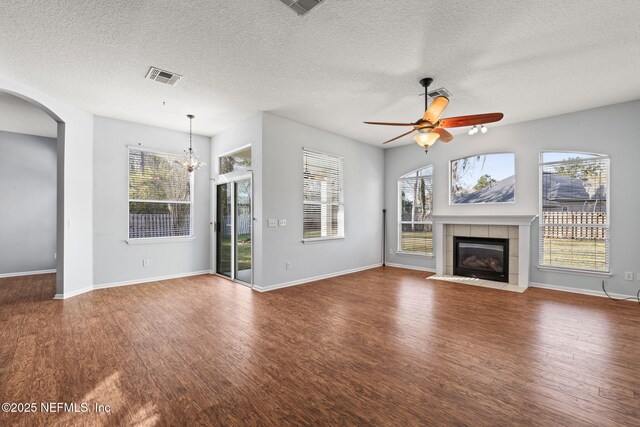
[
  {"left": 1, "top": 75, "right": 93, "bottom": 299},
  {"left": 0, "top": 88, "right": 65, "bottom": 295}
]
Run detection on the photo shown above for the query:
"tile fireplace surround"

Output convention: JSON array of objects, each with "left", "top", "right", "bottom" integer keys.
[{"left": 433, "top": 215, "right": 537, "bottom": 289}]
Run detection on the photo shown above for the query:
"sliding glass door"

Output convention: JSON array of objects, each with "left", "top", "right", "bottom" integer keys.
[
  {"left": 234, "top": 178, "right": 252, "bottom": 284},
  {"left": 216, "top": 183, "right": 232, "bottom": 278},
  {"left": 215, "top": 175, "right": 253, "bottom": 286}
]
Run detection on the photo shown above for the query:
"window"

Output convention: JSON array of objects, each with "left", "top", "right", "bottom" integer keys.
[
  {"left": 450, "top": 153, "right": 515, "bottom": 204},
  {"left": 399, "top": 166, "right": 433, "bottom": 255},
  {"left": 539, "top": 152, "right": 609, "bottom": 272},
  {"left": 219, "top": 146, "right": 251, "bottom": 175},
  {"left": 303, "top": 149, "right": 344, "bottom": 241},
  {"left": 128, "top": 148, "right": 194, "bottom": 239}
]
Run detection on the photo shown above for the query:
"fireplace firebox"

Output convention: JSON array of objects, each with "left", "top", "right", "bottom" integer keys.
[{"left": 453, "top": 236, "right": 509, "bottom": 282}]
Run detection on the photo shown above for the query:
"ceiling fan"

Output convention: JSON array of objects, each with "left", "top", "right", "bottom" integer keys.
[{"left": 364, "top": 78, "right": 504, "bottom": 153}]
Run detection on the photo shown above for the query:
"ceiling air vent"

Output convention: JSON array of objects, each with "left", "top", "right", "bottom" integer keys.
[
  {"left": 427, "top": 87, "right": 452, "bottom": 99},
  {"left": 280, "top": 0, "right": 324, "bottom": 16},
  {"left": 145, "top": 67, "right": 182, "bottom": 86}
]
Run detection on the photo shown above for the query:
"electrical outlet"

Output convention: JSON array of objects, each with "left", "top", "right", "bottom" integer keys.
[
  {"left": 267, "top": 218, "right": 277, "bottom": 227},
  {"left": 278, "top": 219, "right": 287, "bottom": 227},
  {"left": 143, "top": 259, "right": 150, "bottom": 267},
  {"left": 53, "top": 252, "right": 57, "bottom": 260},
  {"left": 285, "top": 261, "right": 292, "bottom": 270},
  {"left": 388, "top": 248, "right": 394, "bottom": 255},
  {"left": 636, "top": 272, "right": 640, "bottom": 282},
  {"left": 624, "top": 271, "right": 633, "bottom": 281}
]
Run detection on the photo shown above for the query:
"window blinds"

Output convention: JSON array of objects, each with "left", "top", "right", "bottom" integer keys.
[
  {"left": 128, "top": 148, "right": 193, "bottom": 239},
  {"left": 303, "top": 149, "right": 344, "bottom": 240},
  {"left": 539, "top": 156, "right": 609, "bottom": 272}
]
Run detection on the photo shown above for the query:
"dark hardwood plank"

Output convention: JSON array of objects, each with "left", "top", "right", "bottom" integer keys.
[{"left": 0, "top": 268, "right": 638, "bottom": 426}]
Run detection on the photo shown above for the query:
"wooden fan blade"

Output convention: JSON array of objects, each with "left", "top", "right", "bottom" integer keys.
[
  {"left": 382, "top": 129, "right": 416, "bottom": 144},
  {"left": 422, "top": 96, "right": 449, "bottom": 123},
  {"left": 439, "top": 113, "right": 504, "bottom": 128},
  {"left": 364, "top": 121, "right": 416, "bottom": 126},
  {"left": 432, "top": 127, "right": 454, "bottom": 143}
]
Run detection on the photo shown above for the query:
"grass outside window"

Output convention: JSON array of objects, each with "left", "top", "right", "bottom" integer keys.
[{"left": 219, "top": 234, "right": 252, "bottom": 272}]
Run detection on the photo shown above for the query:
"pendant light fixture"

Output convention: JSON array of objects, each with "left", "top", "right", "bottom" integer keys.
[{"left": 180, "top": 114, "right": 205, "bottom": 173}]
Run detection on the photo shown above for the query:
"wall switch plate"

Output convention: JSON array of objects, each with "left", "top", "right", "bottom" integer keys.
[
  {"left": 143, "top": 259, "right": 150, "bottom": 267},
  {"left": 636, "top": 273, "right": 640, "bottom": 282},
  {"left": 624, "top": 271, "right": 633, "bottom": 281},
  {"left": 267, "top": 218, "right": 278, "bottom": 227},
  {"left": 278, "top": 219, "right": 287, "bottom": 227},
  {"left": 285, "top": 261, "right": 292, "bottom": 270}
]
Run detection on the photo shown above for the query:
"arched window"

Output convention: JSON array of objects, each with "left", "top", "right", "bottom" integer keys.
[
  {"left": 398, "top": 166, "right": 433, "bottom": 255},
  {"left": 539, "top": 152, "right": 609, "bottom": 272}
]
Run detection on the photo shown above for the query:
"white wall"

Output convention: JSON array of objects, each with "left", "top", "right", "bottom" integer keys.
[
  {"left": 260, "top": 113, "right": 384, "bottom": 289},
  {"left": 93, "top": 116, "right": 211, "bottom": 286},
  {"left": 210, "top": 113, "right": 263, "bottom": 285},
  {"left": 0, "top": 131, "right": 57, "bottom": 275},
  {"left": 0, "top": 92, "right": 57, "bottom": 138},
  {"left": 2, "top": 69, "right": 635, "bottom": 300},
  {"left": 0, "top": 73, "right": 94, "bottom": 297},
  {"left": 385, "top": 100, "right": 640, "bottom": 297}
]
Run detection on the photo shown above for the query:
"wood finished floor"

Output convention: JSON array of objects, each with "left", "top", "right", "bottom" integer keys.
[{"left": 1, "top": 268, "right": 639, "bottom": 426}]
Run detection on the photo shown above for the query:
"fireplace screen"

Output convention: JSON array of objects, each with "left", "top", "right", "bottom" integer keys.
[{"left": 454, "top": 237, "right": 509, "bottom": 282}]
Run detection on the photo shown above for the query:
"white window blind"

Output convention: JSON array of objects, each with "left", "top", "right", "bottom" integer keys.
[
  {"left": 128, "top": 148, "right": 194, "bottom": 239},
  {"left": 539, "top": 153, "right": 609, "bottom": 272},
  {"left": 398, "top": 166, "right": 433, "bottom": 255},
  {"left": 303, "top": 149, "right": 344, "bottom": 240}
]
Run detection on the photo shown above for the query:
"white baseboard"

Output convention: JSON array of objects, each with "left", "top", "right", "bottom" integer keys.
[
  {"left": 254, "top": 263, "right": 383, "bottom": 292},
  {"left": 53, "top": 270, "right": 213, "bottom": 300},
  {"left": 49, "top": 267, "right": 638, "bottom": 302},
  {"left": 530, "top": 281, "right": 638, "bottom": 300},
  {"left": 54, "top": 284, "right": 93, "bottom": 300},
  {"left": 384, "top": 263, "right": 436, "bottom": 273},
  {"left": 0, "top": 269, "right": 56, "bottom": 279},
  {"left": 93, "top": 270, "right": 213, "bottom": 291}
]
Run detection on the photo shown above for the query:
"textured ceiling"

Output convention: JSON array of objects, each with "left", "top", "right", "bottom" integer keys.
[
  {"left": 0, "top": 92, "right": 57, "bottom": 138},
  {"left": 0, "top": 1, "right": 639, "bottom": 146}
]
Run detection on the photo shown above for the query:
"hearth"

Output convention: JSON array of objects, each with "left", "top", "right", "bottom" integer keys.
[{"left": 453, "top": 236, "right": 509, "bottom": 282}]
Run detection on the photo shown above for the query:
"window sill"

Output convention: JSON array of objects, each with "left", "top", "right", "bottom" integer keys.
[
  {"left": 396, "top": 251, "right": 434, "bottom": 258},
  {"left": 302, "top": 236, "right": 345, "bottom": 244},
  {"left": 537, "top": 265, "right": 611, "bottom": 278},
  {"left": 126, "top": 236, "right": 196, "bottom": 245}
]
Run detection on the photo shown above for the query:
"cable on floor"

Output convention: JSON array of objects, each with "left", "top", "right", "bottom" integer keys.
[{"left": 601, "top": 280, "right": 640, "bottom": 305}]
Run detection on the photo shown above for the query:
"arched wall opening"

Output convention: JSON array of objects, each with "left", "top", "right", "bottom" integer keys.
[
  {"left": 0, "top": 74, "right": 94, "bottom": 299},
  {"left": 0, "top": 89, "right": 65, "bottom": 295},
  {"left": 0, "top": 93, "right": 59, "bottom": 291}
]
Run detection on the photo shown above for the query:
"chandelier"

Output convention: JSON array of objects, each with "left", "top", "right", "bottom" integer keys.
[{"left": 180, "top": 114, "right": 206, "bottom": 172}]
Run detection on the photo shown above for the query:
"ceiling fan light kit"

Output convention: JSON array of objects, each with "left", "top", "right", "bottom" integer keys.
[
  {"left": 468, "top": 124, "right": 488, "bottom": 135},
  {"left": 413, "top": 131, "right": 440, "bottom": 153},
  {"left": 364, "top": 77, "right": 504, "bottom": 153}
]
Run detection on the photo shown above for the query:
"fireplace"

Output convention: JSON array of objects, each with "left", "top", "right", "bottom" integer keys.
[{"left": 453, "top": 236, "right": 509, "bottom": 282}]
